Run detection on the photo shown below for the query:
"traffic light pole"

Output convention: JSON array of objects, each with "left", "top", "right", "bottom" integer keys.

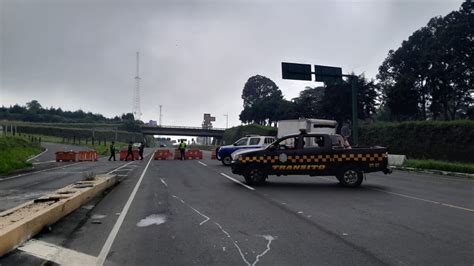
[
  {"left": 281, "top": 62, "right": 359, "bottom": 145},
  {"left": 342, "top": 74, "right": 358, "bottom": 145},
  {"left": 351, "top": 76, "right": 358, "bottom": 145}
]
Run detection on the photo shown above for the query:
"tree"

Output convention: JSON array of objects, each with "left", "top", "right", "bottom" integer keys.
[
  {"left": 377, "top": 0, "right": 473, "bottom": 121},
  {"left": 26, "top": 100, "right": 42, "bottom": 113},
  {"left": 292, "top": 86, "right": 325, "bottom": 119},
  {"left": 121, "top": 113, "right": 135, "bottom": 121},
  {"left": 239, "top": 75, "right": 284, "bottom": 125},
  {"left": 318, "top": 75, "right": 379, "bottom": 124}
]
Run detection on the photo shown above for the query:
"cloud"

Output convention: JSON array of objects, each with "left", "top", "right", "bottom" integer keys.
[{"left": 0, "top": 0, "right": 463, "bottom": 128}]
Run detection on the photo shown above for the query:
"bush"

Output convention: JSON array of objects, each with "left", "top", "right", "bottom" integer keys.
[
  {"left": 359, "top": 120, "right": 474, "bottom": 163},
  {"left": 403, "top": 159, "right": 474, "bottom": 174}
]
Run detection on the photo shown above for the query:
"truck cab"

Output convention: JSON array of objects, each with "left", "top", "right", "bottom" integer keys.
[
  {"left": 217, "top": 135, "right": 276, "bottom": 166},
  {"left": 231, "top": 133, "right": 391, "bottom": 187}
]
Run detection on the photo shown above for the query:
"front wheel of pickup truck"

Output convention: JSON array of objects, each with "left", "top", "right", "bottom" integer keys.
[
  {"left": 337, "top": 168, "right": 363, "bottom": 187},
  {"left": 244, "top": 167, "right": 267, "bottom": 186},
  {"left": 221, "top": 155, "right": 232, "bottom": 166}
]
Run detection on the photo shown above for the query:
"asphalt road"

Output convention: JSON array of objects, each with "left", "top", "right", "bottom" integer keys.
[{"left": 1, "top": 149, "right": 473, "bottom": 265}]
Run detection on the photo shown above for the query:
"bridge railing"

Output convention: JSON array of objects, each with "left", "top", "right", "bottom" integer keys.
[{"left": 142, "top": 125, "right": 226, "bottom": 131}]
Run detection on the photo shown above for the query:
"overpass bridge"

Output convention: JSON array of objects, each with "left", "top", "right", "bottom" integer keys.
[{"left": 141, "top": 125, "right": 225, "bottom": 139}]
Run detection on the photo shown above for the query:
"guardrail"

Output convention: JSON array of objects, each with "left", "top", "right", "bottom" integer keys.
[{"left": 142, "top": 125, "right": 226, "bottom": 131}]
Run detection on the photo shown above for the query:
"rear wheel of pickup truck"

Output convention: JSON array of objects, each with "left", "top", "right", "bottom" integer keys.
[
  {"left": 221, "top": 155, "right": 232, "bottom": 166},
  {"left": 244, "top": 167, "right": 267, "bottom": 185},
  {"left": 337, "top": 168, "right": 363, "bottom": 187}
]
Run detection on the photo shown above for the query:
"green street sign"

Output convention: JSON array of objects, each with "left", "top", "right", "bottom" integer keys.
[
  {"left": 282, "top": 62, "right": 312, "bottom": 81},
  {"left": 314, "top": 65, "right": 342, "bottom": 83}
]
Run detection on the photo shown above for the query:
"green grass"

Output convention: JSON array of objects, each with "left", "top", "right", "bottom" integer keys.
[
  {"left": 17, "top": 133, "right": 128, "bottom": 156},
  {"left": 0, "top": 136, "right": 42, "bottom": 175},
  {"left": 403, "top": 159, "right": 474, "bottom": 174}
]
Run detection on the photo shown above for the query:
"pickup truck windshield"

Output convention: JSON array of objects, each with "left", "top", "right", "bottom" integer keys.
[{"left": 234, "top": 138, "right": 248, "bottom": 146}]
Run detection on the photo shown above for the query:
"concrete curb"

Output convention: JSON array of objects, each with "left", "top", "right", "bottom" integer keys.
[
  {"left": 392, "top": 166, "right": 474, "bottom": 179},
  {"left": 0, "top": 174, "right": 118, "bottom": 256}
]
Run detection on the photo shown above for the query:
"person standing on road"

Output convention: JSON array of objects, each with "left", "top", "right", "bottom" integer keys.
[
  {"left": 125, "top": 141, "right": 134, "bottom": 161},
  {"left": 108, "top": 141, "right": 116, "bottom": 161},
  {"left": 139, "top": 142, "right": 145, "bottom": 160},
  {"left": 178, "top": 140, "right": 186, "bottom": 160}
]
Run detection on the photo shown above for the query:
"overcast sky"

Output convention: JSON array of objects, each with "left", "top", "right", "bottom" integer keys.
[{"left": 0, "top": 0, "right": 463, "bottom": 128}]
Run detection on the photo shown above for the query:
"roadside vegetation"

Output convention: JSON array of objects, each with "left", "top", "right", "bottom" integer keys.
[
  {"left": 23, "top": 134, "right": 129, "bottom": 156},
  {"left": 0, "top": 136, "right": 42, "bottom": 175},
  {"left": 403, "top": 159, "right": 474, "bottom": 175}
]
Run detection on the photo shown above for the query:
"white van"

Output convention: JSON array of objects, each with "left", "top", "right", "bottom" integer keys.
[{"left": 277, "top": 119, "right": 337, "bottom": 138}]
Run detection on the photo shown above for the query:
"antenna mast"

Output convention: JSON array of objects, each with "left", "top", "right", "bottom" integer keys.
[{"left": 133, "top": 51, "right": 142, "bottom": 120}]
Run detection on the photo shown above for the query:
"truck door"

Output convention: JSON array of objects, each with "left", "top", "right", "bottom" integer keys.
[
  {"left": 300, "top": 135, "right": 332, "bottom": 175},
  {"left": 267, "top": 135, "right": 304, "bottom": 175}
]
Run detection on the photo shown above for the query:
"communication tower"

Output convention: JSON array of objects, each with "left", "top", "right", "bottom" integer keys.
[{"left": 133, "top": 51, "right": 142, "bottom": 120}]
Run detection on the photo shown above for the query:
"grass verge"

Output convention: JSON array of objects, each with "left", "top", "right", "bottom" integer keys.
[
  {"left": 16, "top": 134, "right": 128, "bottom": 156},
  {"left": 403, "top": 159, "right": 474, "bottom": 175},
  {"left": 0, "top": 136, "right": 42, "bottom": 175}
]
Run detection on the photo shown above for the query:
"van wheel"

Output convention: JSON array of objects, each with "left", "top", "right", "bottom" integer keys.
[
  {"left": 244, "top": 167, "right": 267, "bottom": 186},
  {"left": 337, "top": 168, "right": 363, "bottom": 187},
  {"left": 221, "top": 155, "right": 232, "bottom": 166}
]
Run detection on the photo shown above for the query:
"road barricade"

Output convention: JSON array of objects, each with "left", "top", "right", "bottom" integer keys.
[
  {"left": 174, "top": 149, "right": 181, "bottom": 160},
  {"left": 154, "top": 150, "right": 172, "bottom": 160},
  {"left": 185, "top": 149, "right": 203, "bottom": 160},
  {"left": 211, "top": 150, "right": 217, "bottom": 160},
  {"left": 77, "top": 151, "right": 98, "bottom": 161},
  {"left": 55, "top": 151, "right": 77, "bottom": 162},
  {"left": 119, "top": 149, "right": 139, "bottom": 161},
  {"left": 133, "top": 150, "right": 140, "bottom": 160}
]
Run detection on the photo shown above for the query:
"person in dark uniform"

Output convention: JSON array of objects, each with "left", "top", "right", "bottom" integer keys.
[
  {"left": 178, "top": 140, "right": 186, "bottom": 160},
  {"left": 108, "top": 141, "right": 116, "bottom": 161},
  {"left": 139, "top": 142, "right": 145, "bottom": 160},
  {"left": 125, "top": 141, "right": 134, "bottom": 161}
]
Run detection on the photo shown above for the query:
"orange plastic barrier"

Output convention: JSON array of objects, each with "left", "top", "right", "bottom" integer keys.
[
  {"left": 55, "top": 151, "right": 77, "bottom": 162},
  {"left": 154, "top": 150, "right": 173, "bottom": 160},
  {"left": 133, "top": 150, "right": 140, "bottom": 160},
  {"left": 185, "top": 149, "right": 203, "bottom": 160},
  {"left": 78, "top": 151, "right": 98, "bottom": 161},
  {"left": 120, "top": 149, "right": 139, "bottom": 161},
  {"left": 211, "top": 150, "right": 217, "bottom": 160},
  {"left": 174, "top": 149, "right": 181, "bottom": 160}
]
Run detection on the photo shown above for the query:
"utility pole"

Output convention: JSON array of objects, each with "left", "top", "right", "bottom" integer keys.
[
  {"left": 159, "top": 105, "right": 162, "bottom": 126},
  {"left": 223, "top": 114, "right": 228, "bottom": 129}
]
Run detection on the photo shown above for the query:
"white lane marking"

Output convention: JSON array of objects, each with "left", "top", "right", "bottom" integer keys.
[
  {"left": 440, "top": 203, "right": 474, "bottom": 212},
  {"left": 369, "top": 188, "right": 474, "bottom": 213},
  {"left": 97, "top": 151, "right": 155, "bottom": 266},
  {"left": 198, "top": 161, "right": 207, "bottom": 166},
  {"left": 0, "top": 162, "right": 81, "bottom": 182},
  {"left": 19, "top": 239, "right": 97, "bottom": 266},
  {"left": 32, "top": 160, "right": 56, "bottom": 165},
  {"left": 106, "top": 161, "right": 134, "bottom": 174},
  {"left": 316, "top": 176, "right": 474, "bottom": 212},
  {"left": 27, "top": 148, "right": 49, "bottom": 162},
  {"left": 220, "top": 173, "right": 255, "bottom": 191},
  {"left": 172, "top": 195, "right": 210, "bottom": 225},
  {"left": 160, "top": 178, "right": 168, "bottom": 187}
]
